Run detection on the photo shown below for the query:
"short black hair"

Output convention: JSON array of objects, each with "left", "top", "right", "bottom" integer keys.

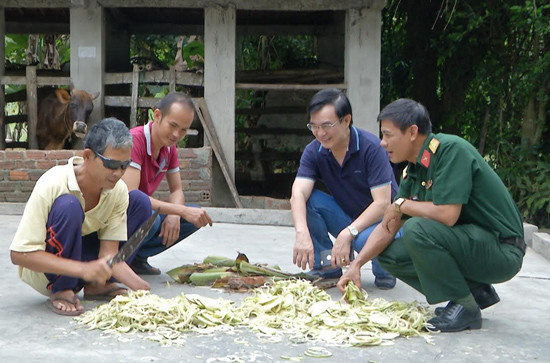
[
  {"left": 157, "top": 92, "right": 195, "bottom": 117},
  {"left": 377, "top": 98, "right": 432, "bottom": 134},
  {"left": 307, "top": 88, "right": 353, "bottom": 125}
]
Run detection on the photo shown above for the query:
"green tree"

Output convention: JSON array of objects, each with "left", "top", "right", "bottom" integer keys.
[{"left": 381, "top": 0, "right": 550, "bottom": 227}]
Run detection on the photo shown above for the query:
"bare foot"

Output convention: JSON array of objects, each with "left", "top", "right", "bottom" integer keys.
[
  {"left": 83, "top": 282, "right": 128, "bottom": 300},
  {"left": 48, "top": 290, "right": 84, "bottom": 315}
]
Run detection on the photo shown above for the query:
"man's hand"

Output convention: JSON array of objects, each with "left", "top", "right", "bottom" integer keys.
[
  {"left": 81, "top": 256, "right": 113, "bottom": 285},
  {"left": 293, "top": 231, "right": 315, "bottom": 270},
  {"left": 381, "top": 203, "right": 402, "bottom": 234},
  {"left": 182, "top": 206, "right": 213, "bottom": 228},
  {"left": 159, "top": 214, "right": 181, "bottom": 247},
  {"left": 337, "top": 262, "right": 362, "bottom": 294},
  {"left": 332, "top": 229, "right": 353, "bottom": 268},
  {"left": 133, "top": 279, "right": 151, "bottom": 291}
]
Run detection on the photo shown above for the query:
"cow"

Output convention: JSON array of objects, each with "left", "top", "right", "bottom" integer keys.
[{"left": 36, "top": 88, "right": 98, "bottom": 150}]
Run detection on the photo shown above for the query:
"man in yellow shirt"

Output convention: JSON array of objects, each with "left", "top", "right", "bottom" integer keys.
[{"left": 10, "top": 118, "right": 152, "bottom": 316}]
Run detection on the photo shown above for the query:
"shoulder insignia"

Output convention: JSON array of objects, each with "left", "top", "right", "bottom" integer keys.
[
  {"left": 429, "top": 138, "right": 440, "bottom": 154},
  {"left": 421, "top": 150, "right": 431, "bottom": 168},
  {"left": 402, "top": 165, "right": 408, "bottom": 180}
]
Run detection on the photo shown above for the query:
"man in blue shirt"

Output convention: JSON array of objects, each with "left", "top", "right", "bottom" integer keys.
[{"left": 290, "top": 89, "right": 398, "bottom": 289}]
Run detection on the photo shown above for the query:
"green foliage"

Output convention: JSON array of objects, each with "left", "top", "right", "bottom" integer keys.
[
  {"left": 4, "top": 34, "right": 70, "bottom": 66},
  {"left": 238, "top": 35, "right": 315, "bottom": 71},
  {"left": 56, "top": 35, "right": 71, "bottom": 65},
  {"left": 494, "top": 144, "right": 550, "bottom": 228},
  {"left": 183, "top": 40, "right": 204, "bottom": 69},
  {"left": 381, "top": 0, "right": 550, "bottom": 226},
  {"left": 130, "top": 34, "right": 178, "bottom": 66},
  {"left": 130, "top": 35, "right": 205, "bottom": 69},
  {"left": 5, "top": 34, "right": 28, "bottom": 64}
]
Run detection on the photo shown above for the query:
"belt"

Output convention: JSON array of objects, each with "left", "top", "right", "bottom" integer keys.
[{"left": 500, "top": 236, "right": 526, "bottom": 256}]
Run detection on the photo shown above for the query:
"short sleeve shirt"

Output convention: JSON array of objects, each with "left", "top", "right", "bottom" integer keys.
[
  {"left": 10, "top": 156, "right": 129, "bottom": 295},
  {"left": 296, "top": 126, "right": 398, "bottom": 219},
  {"left": 396, "top": 133, "right": 524, "bottom": 238},
  {"left": 129, "top": 122, "right": 180, "bottom": 196}
]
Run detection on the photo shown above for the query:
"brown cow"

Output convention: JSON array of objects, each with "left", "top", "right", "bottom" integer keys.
[{"left": 36, "top": 89, "right": 98, "bottom": 150}]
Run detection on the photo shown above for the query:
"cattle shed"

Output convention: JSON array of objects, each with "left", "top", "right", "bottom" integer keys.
[{"left": 1, "top": 0, "right": 386, "bottom": 207}]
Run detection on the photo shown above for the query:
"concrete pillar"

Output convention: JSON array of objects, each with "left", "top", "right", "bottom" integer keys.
[
  {"left": 70, "top": 0, "right": 104, "bottom": 147},
  {"left": 345, "top": 5, "right": 384, "bottom": 136},
  {"left": 204, "top": 5, "right": 236, "bottom": 207}
]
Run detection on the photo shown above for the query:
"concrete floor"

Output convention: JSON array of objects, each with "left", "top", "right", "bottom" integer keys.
[{"left": 1, "top": 214, "right": 549, "bottom": 363}]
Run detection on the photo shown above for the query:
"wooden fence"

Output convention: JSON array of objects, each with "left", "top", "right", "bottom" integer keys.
[{"left": 0, "top": 66, "right": 71, "bottom": 149}]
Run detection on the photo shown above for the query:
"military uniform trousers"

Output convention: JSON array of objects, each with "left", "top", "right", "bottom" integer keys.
[{"left": 377, "top": 217, "right": 524, "bottom": 304}]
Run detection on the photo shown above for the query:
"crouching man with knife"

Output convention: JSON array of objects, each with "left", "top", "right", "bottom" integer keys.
[{"left": 10, "top": 118, "right": 152, "bottom": 316}]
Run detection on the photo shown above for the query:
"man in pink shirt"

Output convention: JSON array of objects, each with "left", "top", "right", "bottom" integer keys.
[{"left": 123, "top": 92, "right": 212, "bottom": 275}]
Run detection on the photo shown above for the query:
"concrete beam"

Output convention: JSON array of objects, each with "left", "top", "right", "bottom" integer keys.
[
  {"left": 345, "top": 7, "right": 383, "bottom": 136},
  {"left": 70, "top": 0, "right": 105, "bottom": 146},
  {"left": 95, "top": 0, "right": 386, "bottom": 11},
  {"left": 204, "top": 5, "right": 236, "bottom": 207},
  {"left": 205, "top": 207, "right": 292, "bottom": 226},
  {"left": 3, "top": 0, "right": 70, "bottom": 7},
  {"left": 4, "top": 0, "right": 386, "bottom": 10}
]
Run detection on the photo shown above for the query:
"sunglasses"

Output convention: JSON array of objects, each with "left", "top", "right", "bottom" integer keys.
[{"left": 93, "top": 150, "right": 131, "bottom": 170}]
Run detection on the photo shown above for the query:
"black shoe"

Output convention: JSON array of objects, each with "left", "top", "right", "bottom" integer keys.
[
  {"left": 471, "top": 284, "right": 500, "bottom": 310},
  {"left": 374, "top": 275, "right": 396, "bottom": 289},
  {"left": 130, "top": 258, "right": 161, "bottom": 275},
  {"left": 434, "top": 284, "right": 500, "bottom": 315},
  {"left": 427, "top": 301, "right": 482, "bottom": 332},
  {"left": 307, "top": 267, "right": 343, "bottom": 279}
]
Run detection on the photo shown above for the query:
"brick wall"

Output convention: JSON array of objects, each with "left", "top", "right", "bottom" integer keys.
[
  {"left": 151, "top": 148, "right": 212, "bottom": 206},
  {"left": 0, "top": 147, "right": 212, "bottom": 206}
]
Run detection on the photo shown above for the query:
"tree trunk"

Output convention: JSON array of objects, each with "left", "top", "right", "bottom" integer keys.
[
  {"left": 402, "top": 1, "right": 442, "bottom": 127},
  {"left": 520, "top": 29, "right": 547, "bottom": 150},
  {"left": 521, "top": 86, "right": 547, "bottom": 150},
  {"left": 478, "top": 107, "right": 490, "bottom": 155}
]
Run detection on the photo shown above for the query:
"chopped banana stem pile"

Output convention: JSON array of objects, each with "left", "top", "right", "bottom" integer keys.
[{"left": 74, "top": 280, "right": 432, "bottom": 347}]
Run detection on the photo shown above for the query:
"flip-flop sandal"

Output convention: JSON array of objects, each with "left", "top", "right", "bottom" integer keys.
[
  {"left": 84, "top": 285, "right": 128, "bottom": 301},
  {"left": 46, "top": 296, "right": 84, "bottom": 316}
]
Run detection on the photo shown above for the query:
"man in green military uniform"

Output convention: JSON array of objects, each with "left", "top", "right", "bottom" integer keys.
[{"left": 337, "top": 98, "right": 525, "bottom": 332}]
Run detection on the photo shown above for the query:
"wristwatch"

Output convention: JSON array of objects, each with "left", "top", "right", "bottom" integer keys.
[
  {"left": 394, "top": 197, "right": 406, "bottom": 213},
  {"left": 347, "top": 225, "right": 359, "bottom": 237}
]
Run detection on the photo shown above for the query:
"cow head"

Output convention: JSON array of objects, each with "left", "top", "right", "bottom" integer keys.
[{"left": 55, "top": 89, "right": 99, "bottom": 139}]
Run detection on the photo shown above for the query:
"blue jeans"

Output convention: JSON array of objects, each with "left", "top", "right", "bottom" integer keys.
[
  {"left": 134, "top": 205, "right": 201, "bottom": 260},
  {"left": 306, "top": 189, "right": 401, "bottom": 278}
]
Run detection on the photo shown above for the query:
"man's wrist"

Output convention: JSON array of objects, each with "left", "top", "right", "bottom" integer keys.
[
  {"left": 394, "top": 198, "right": 406, "bottom": 213},
  {"left": 347, "top": 225, "right": 359, "bottom": 237},
  {"left": 178, "top": 204, "right": 189, "bottom": 217},
  {"left": 349, "top": 259, "right": 361, "bottom": 271}
]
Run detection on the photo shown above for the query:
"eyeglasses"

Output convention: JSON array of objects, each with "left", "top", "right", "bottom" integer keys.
[
  {"left": 93, "top": 150, "right": 131, "bottom": 170},
  {"left": 306, "top": 120, "right": 339, "bottom": 132}
]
